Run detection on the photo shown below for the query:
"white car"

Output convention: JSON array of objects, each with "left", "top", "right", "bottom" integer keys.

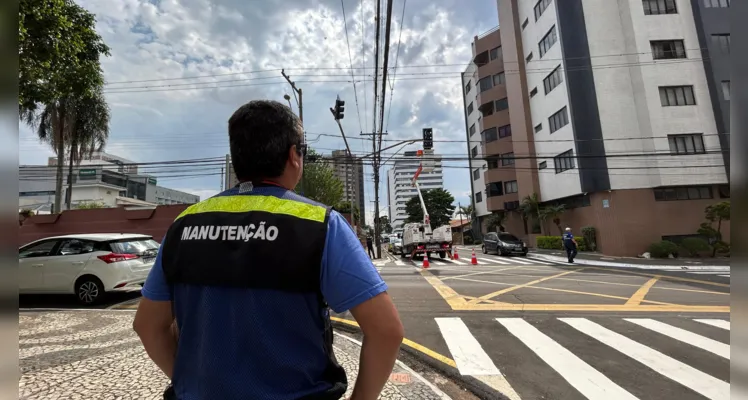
[{"left": 19, "top": 233, "right": 160, "bottom": 305}]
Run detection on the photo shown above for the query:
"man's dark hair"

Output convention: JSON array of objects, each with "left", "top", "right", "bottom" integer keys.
[{"left": 228, "top": 100, "right": 304, "bottom": 182}]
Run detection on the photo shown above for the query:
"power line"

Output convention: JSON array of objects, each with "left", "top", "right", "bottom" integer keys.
[
  {"left": 340, "top": 0, "right": 364, "bottom": 134},
  {"left": 385, "top": 0, "right": 406, "bottom": 133}
]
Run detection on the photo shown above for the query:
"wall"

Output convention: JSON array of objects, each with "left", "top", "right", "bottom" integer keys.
[
  {"left": 463, "top": 62, "right": 490, "bottom": 218},
  {"left": 18, "top": 205, "right": 190, "bottom": 246}
]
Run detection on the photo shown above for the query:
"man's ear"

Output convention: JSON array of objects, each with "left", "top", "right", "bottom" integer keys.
[{"left": 288, "top": 145, "right": 300, "bottom": 168}]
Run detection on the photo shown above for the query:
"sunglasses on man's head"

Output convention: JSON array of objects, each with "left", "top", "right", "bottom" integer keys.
[{"left": 298, "top": 143, "right": 308, "bottom": 157}]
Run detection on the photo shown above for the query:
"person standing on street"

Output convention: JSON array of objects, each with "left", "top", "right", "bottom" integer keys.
[
  {"left": 366, "top": 236, "right": 375, "bottom": 259},
  {"left": 563, "top": 227, "right": 578, "bottom": 263},
  {"left": 133, "top": 100, "right": 404, "bottom": 400}
]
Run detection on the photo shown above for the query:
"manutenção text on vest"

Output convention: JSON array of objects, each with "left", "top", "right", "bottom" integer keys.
[{"left": 180, "top": 223, "right": 279, "bottom": 242}]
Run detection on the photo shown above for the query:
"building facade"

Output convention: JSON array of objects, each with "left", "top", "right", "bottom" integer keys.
[
  {"left": 21, "top": 152, "right": 199, "bottom": 211},
  {"left": 461, "top": 0, "right": 731, "bottom": 256},
  {"left": 387, "top": 151, "right": 444, "bottom": 230},
  {"left": 331, "top": 150, "right": 366, "bottom": 226}
]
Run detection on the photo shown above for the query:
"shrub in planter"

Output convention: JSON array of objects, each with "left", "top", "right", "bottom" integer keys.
[
  {"left": 679, "top": 237, "right": 711, "bottom": 257},
  {"left": 713, "top": 241, "right": 730, "bottom": 256},
  {"left": 536, "top": 236, "right": 587, "bottom": 251},
  {"left": 647, "top": 240, "right": 679, "bottom": 258}
]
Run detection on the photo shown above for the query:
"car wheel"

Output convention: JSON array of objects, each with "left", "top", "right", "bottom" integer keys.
[
  {"left": 439, "top": 251, "right": 446, "bottom": 259},
  {"left": 482, "top": 245, "right": 487, "bottom": 254},
  {"left": 75, "top": 276, "right": 105, "bottom": 306},
  {"left": 521, "top": 252, "right": 528, "bottom": 257}
]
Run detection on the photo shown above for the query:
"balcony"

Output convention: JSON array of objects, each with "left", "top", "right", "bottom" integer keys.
[
  {"left": 484, "top": 168, "right": 518, "bottom": 186},
  {"left": 486, "top": 192, "right": 520, "bottom": 212}
]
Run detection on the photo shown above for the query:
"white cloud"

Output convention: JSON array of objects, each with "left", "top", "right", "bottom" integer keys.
[{"left": 19, "top": 0, "right": 500, "bottom": 212}]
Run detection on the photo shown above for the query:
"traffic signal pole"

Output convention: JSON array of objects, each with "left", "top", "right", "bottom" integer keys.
[
  {"left": 329, "top": 105, "right": 358, "bottom": 231},
  {"left": 281, "top": 69, "right": 306, "bottom": 195}
]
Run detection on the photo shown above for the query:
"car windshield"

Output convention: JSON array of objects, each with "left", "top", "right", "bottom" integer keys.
[
  {"left": 110, "top": 238, "right": 159, "bottom": 254},
  {"left": 498, "top": 233, "right": 520, "bottom": 242}
]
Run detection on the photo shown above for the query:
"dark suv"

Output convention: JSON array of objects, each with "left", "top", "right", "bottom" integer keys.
[{"left": 482, "top": 232, "right": 528, "bottom": 257}]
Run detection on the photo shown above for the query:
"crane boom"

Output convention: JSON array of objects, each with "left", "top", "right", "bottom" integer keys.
[{"left": 412, "top": 165, "right": 432, "bottom": 234}]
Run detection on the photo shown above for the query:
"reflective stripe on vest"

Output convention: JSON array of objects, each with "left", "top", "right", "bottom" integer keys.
[{"left": 161, "top": 194, "right": 330, "bottom": 293}]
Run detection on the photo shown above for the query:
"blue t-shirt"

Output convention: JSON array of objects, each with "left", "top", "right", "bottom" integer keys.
[
  {"left": 141, "top": 186, "right": 387, "bottom": 400},
  {"left": 563, "top": 232, "right": 574, "bottom": 245}
]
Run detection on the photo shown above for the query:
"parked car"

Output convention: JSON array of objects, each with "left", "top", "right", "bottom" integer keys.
[
  {"left": 482, "top": 232, "right": 528, "bottom": 256},
  {"left": 19, "top": 233, "right": 160, "bottom": 305},
  {"left": 389, "top": 237, "right": 403, "bottom": 255}
]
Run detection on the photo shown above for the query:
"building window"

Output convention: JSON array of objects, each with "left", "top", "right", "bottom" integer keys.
[
  {"left": 487, "top": 182, "right": 503, "bottom": 197},
  {"left": 488, "top": 159, "right": 499, "bottom": 169},
  {"left": 538, "top": 26, "right": 558, "bottom": 58},
  {"left": 504, "top": 180, "right": 518, "bottom": 194},
  {"left": 722, "top": 81, "right": 730, "bottom": 101},
  {"left": 554, "top": 150, "right": 575, "bottom": 173},
  {"left": 668, "top": 134, "right": 705, "bottom": 155},
  {"left": 472, "top": 146, "right": 478, "bottom": 158},
  {"left": 530, "top": 87, "right": 538, "bottom": 97},
  {"left": 711, "top": 34, "right": 730, "bottom": 53},
  {"left": 493, "top": 72, "right": 505, "bottom": 86},
  {"left": 704, "top": 0, "right": 729, "bottom": 7},
  {"left": 498, "top": 124, "right": 512, "bottom": 138},
  {"left": 465, "top": 81, "right": 471, "bottom": 94},
  {"left": 534, "top": 123, "right": 542, "bottom": 133},
  {"left": 482, "top": 127, "right": 498, "bottom": 143},
  {"left": 526, "top": 52, "right": 534, "bottom": 63},
  {"left": 659, "top": 86, "right": 696, "bottom": 106},
  {"left": 549, "top": 106, "right": 569, "bottom": 133},
  {"left": 643, "top": 0, "right": 677, "bottom": 14},
  {"left": 534, "top": 0, "right": 552, "bottom": 21},
  {"left": 501, "top": 152, "right": 515, "bottom": 166},
  {"left": 651, "top": 40, "right": 686, "bottom": 59},
  {"left": 538, "top": 161, "right": 547, "bottom": 169},
  {"left": 543, "top": 65, "right": 564, "bottom": 94},
  {"left": 495, "top": 98, "right": 509, "bottom": 112},
  {"left": 475, "top": 192, "right": 483, "bottom": 203},
  {"left": 467, "top": 102, "right": 474, "bottom": 115},
  {"left": 490, "top": 46, "right": 502, "bottom": 61},
  {"left": 479, "top": 76, "right": 493, "bottom": 92},
  {"left": 469, "top": 123, "right": 476, "bottom": 136},
  {"left": 522, "top": 18, "right": 529, "bottom": 30},
  {"left": 654, "top": 186, "right": 713, "bottom": 201},
  {"left": 472, "top": 168, "right": 480, "bottom": 181}
]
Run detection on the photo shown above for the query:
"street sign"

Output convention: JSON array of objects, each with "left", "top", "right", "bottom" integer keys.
[
  {"left": 421, "top": 149, "right": 435, "bottom": 172},
  {"left": 148, "top": 177, "right": 157, "bottom": 185},
  {"left": 79, "top": 168, "right": 96, "bottom": 179}
]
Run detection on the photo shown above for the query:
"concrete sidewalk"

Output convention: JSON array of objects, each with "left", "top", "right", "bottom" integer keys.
[{"left": 19, "top": 310, "right": 451, "bottom": 400}]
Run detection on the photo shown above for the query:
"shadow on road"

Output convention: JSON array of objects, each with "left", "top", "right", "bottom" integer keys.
[{"left": 20, "top": 291, "right": 143, "bottom": 309}]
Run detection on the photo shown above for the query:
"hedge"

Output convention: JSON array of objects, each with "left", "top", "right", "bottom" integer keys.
[{"left": 536, "top": 236, "right": 588, "bottom": 251}]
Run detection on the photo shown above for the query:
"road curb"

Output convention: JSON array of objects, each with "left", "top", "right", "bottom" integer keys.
[
  {"left": 330, "top": 318, "right": 509, "bottom": 400},
  {"left": 530, "top": 253, "right": 730, "bottom": 270}
]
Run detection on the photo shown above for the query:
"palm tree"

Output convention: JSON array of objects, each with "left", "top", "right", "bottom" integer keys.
[
  {"left": 24, "top": 98, "right": 73, "bottom": 214},
  {"left": 458, "top": 204, "right": 473, "bottom": 220},
  {"left": 485, "top": 211, "right": 507, "bottom": 232},
  {"left": 520, "top": 193, "right": 541, "bottom": 234},
  {"left": 64, "top": 89, "right": 110, "bottom": 209},
  {"left": 539, "top": 204, "right": 566, "bottom": 235}
]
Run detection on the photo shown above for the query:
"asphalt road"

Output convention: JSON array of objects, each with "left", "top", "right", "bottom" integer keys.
[
  {"left": 28, "top": 251, "right": 730, "bottom": 399},
  {"left": 361, "top": 251, "right": 731, "bottom": 400}
]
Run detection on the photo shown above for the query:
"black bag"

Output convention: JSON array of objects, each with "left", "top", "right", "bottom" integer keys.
[{"left": 163, "top": 384, "right": 176, "bottom": 400}]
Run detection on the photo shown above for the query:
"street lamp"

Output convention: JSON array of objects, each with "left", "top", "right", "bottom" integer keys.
[{"left": 283, "top": 94, "right": 293, "bottom": 110}]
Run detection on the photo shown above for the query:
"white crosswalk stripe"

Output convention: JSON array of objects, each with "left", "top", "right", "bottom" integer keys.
[{"left": 433, "top": 316, "right": 730, "bottom": 400}]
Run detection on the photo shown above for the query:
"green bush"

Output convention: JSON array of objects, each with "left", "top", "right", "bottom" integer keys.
[
  {"left": 536, "top": 236, "right": 587, "bottom": 251},
  {"left": 647, "top": 240, "right": 679, "bottom": 258},
  {"left": 679, "top": 237, "right": 711, "bottom": 257},
  {"left": 713, "top": 241, "right": 730, "bottom": 256}
]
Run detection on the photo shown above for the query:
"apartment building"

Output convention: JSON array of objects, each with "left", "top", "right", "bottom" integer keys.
[
  {"left": 462, "top": 27, "right": 530, "bottom": 236},
  {"left": 331, "top": 149, "right": 366, "bottom": 226},
  {"left": 387, "top": 151, "right": 444, "bottom": 230},
  {"left": 466, "top": 0, "right": 731, "bottom": 256}
]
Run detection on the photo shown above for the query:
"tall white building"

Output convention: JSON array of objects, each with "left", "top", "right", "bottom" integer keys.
[
  {"left": 331, "top": 150, "right": 365, "bottom": 226},
  {"left": 387, "top": 151, "right": 444, "bottom": 230}
]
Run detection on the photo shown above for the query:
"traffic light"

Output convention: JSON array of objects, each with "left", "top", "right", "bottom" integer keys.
[
  {"left": 334, "top": 99, "right": 346, "bottom": 120},
  {"left": 422, "top": 128, "right": 433, "bottom": 150}
]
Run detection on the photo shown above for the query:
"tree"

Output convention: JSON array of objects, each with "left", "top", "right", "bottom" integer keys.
[
  {"left": 697, "top": 201, "right": 730, "bottom": 257},
  {"left": 20, "top": 0, "right": 111, "bottom": 214},
  {"left": 520, "top": 193, "right": 541, "bottom": 234},
  {"left": 377, "top": 215, "right": 392, "bottom": 234},
  {"left": 404, "top": 188, "right": 455, "bottom": 228},
  {"left": 457, "top": 204, "right": 473, "bottom": 220},
  {"left": 76, "top": 201, "right": 107, "bottom": 209},
  {"left": 64, "top": 87, "right": 110, "bottom": 209},
  {"left": 539, "top": 204, "right": 566, "bottom": 235},
  {"left": 485, "top": 211, "right": 507, "bottom": 232},
  {"left": 335, "top": 202, "right": 360, "bottom": 224},
  {"left": 295, "top": 149, "right": 343, "bottom": 206}
]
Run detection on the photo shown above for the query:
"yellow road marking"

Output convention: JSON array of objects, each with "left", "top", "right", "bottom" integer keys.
[
  {"left": 626, "top": 277, "right": 660, "bottom": 306},
  {"left": 549, "top": 276, "right": 729, "bottom": 296},
  {"left": 450, "top": 277, "right": 676, "bottom": 305},
  {"left": 468, "top": 269, "right": 584, "bottom": 304},
  {"left": 419, "top": 268, "right": 469, "bottom": 307},
  {"left": 440, "top": 266, "right": 528, "bottom": 281},
  {"left": 329, "top": 316, "right": 457, "bottom": 368}
]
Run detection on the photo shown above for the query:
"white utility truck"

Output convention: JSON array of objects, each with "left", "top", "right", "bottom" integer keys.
[{"left": 401, "top": 160, "right": 454, "bottom": 259}]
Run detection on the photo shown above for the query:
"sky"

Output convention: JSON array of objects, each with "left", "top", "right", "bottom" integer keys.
[{"left": 18, "top": 0, "right": 500, "bottom": 226}]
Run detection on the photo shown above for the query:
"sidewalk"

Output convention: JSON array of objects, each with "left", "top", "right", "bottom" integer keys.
[{"left": 19, "top": 310, "right": 451, "bottom": 400}]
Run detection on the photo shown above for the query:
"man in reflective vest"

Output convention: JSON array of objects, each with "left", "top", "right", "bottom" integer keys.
[{"left": 134, "top": 100, "right": 404, "bottom": 400}]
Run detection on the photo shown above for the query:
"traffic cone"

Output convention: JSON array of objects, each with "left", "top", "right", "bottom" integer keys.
[
  {"left": 453, "top": 248, "right": 459, "bottom": 260},
  {"left": 471, "top": 249, "right": 478, "bottom": 265},
  {"left": 422, "top": 254, "right": 430, "bottom": 269}
]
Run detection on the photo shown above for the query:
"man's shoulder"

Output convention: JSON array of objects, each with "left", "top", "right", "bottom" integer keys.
[{"left": 278, "top": 190, "right": 329, "bottom": 209}]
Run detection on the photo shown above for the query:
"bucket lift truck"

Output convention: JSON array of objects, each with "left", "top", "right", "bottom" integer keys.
[{"left": 401, "top": 163, "right": 453, "bottom": 260}]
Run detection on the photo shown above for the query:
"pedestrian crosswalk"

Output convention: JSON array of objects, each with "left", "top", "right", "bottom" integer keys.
[
  {"left": 375, "top": 253, "right": 559, "bottom": 268},
  {"left": 430, "top": 316, "right": 730, "bottom": 400}
]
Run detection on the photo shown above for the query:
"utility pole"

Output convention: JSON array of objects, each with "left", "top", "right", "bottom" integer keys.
[
  {"left": 282, "top": 69, "right": 305, "bottom": 195},
  {"left": 330, "top": 101, "right": 357, "bottom": 231},
  {"left": 458, "top": 202, "right": 464, "bottom": 245}
]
